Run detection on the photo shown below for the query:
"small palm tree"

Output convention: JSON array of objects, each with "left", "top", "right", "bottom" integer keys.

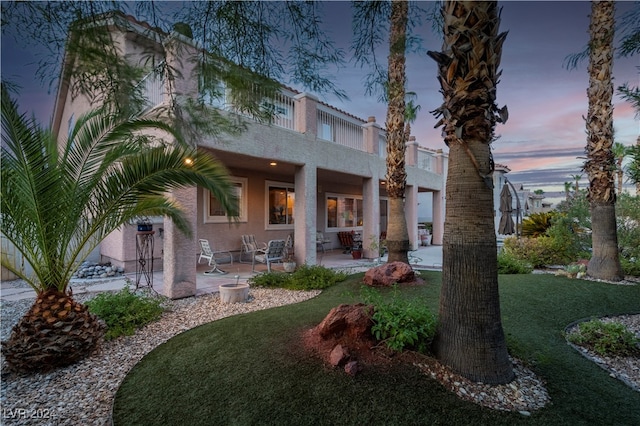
[
  {"left": 1, "top": 86, "right": 237, "bottom": 372},
  {"left": 571, "top": 174, "right": 583, "bottom": 193},
  {"left": 564, "top": 181, "right": 573, "bottom": 201}
]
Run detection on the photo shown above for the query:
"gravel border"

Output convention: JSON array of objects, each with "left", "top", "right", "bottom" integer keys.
[
  {"left": 2, "top": 279, "right": 638, "bottom": 424},
  {"left": 1, "top": 288, "right": 320, "bottom": 425}
]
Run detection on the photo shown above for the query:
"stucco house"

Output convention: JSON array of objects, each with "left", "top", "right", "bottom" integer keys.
[{"left": 44, "top": 13, "right": 448, "bottom": 298}]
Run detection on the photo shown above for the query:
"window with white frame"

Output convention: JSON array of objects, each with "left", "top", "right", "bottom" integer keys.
[
  {"left": 267, "top": 182, "right": 295, "bottom": 227},
  {"left": 326, "top": 194, "right": 363, "bottom": 229},
  {"left": 204, "top": 177, "right": 247, "bottom": 223}
]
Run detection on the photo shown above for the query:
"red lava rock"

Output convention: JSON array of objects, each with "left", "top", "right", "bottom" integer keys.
[
  {"left": 315, "top": 303, "right": 374, "bottom": 340},
  {"left": 329, "top": 344, "right": 350, "bottom": 367},
  {"left": 363, "top": 261, "right": 415, "bottom": 287},
  {"left": 344, "top": 360, "right": 361, "bottom": 376}
]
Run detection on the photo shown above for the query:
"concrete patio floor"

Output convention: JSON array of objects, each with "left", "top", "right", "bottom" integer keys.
[{"left": 0, "top": 245, "right": 443, "bottom": 302}]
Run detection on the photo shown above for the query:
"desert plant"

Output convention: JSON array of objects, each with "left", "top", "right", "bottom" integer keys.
[
  {"left": 248, "top": 265, "right": 347, "bottom": 291},
  {"left": 362, "top": 286, "right": 437, "bottom": 353},
  {"left": 0, "top": 86, "right": 237, "bottom": 372},
  {"left": 502, "top": 236, "right": 575, "bottom": 268},
  {"left": 86, "top": 285, "right": 165, "bottom": 340},
  {"left": 497, "top": 250, "right": 533, "bottom": 274},
  {"left": 567, "top": 319, "right": 639, "bottom": 357},
  {"left": 522, "top": 212, "right": 557, "bottom": 237}
]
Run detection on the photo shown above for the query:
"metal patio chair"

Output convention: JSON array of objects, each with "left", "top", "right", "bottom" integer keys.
[
  {"left": 252, "top": 239, "right": 286, "bottom": 272},
  {"left": 198, "top": 239, "right": 233, "bottom": 275}
]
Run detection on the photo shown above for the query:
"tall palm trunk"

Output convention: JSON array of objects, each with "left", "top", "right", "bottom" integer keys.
[
  {"left": 385, "top": 0, "right": 410, "bottom": 263},
  {"left": 585, "top": 1, "right": 623, "bottom": 281},
  {"left": 428, "top": 1, "right": 513, "bottom": 384}
]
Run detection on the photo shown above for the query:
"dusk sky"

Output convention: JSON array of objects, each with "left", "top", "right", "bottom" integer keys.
[{"left": 2, "top": 1, "right": 638, "bottom": 203}]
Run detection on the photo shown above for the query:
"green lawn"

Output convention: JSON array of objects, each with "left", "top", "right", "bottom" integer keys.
[{"left": 113, "top": 272, "right": 640, "bottom": 425}]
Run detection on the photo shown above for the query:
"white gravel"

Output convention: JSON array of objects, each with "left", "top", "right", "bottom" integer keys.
[
  {"left": 1, "top": 288, "right": 320, "bottom": 425},
  {"left": 1, "top": 282, "right": 638, "bottom": 424}
]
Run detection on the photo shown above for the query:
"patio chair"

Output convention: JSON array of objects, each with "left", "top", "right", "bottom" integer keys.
[
  {"left": 252, "top": 239, "right": 286, "bottom": 272},
  {"left": 198, "top": 239, "right": 233, "bottom": 275},
  {"left": 240, "top": 235, "right": 267, "bottom": 263},
  {"left": 316, "top": 231, "right": 331, "bottom": 253},
  {"left": 338, "top": 231, "right": 354, "bottom": 253}
]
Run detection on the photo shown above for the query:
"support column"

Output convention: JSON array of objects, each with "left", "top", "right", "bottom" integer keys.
[
  {"left": 363, "top": 116, "right": 381, "bottom": 155},
  {"left": 432, "top": 190, "right": 444, "bottom": 245},
  {"left": 163, "top": 186, "right": 198, "bottom": 299},
  {"left": 362, "top": 177, "right": 380, "bottom": 258},
  {"left": 405, "top": 184, "right": 419, "bottom": 249},
  {"left": 294, "top": 165, "right": 317, "bottom": 265},
  {"left": 294, "top": 93, "right": 318, "bottom": 136},
  {"left": 406, "top": 136, "right": 418, "bottom": 167}
]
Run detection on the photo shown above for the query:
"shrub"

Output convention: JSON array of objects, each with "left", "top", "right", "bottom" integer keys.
[
  {"left": 497, "top": 249, "right": 533, "bottom": 274},
  {"left": 502, "top": 235, "right": 575, "bottom": 268},
  {"left": 361, "top": 286, "right": 437, "bottom": 353},
  {"left": 248, "top": 265, "right": 347, "bottom": 290},
  {"left": 86, "top": 285, "right": 165, "bottom": 340},
  {"left": 567, "top": 319, "right": 639, "bottom": 357},
  {"left": 522, "top": 212, "right": 556, "bottom": 237}
]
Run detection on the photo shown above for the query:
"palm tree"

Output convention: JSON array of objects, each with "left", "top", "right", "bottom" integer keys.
[
  {"left": 627, "top": 136, "right": 640, "bottom": 194},
  {"left": 428, "top": 1, "right": 513, "bottom": 384},
  {"left": 404, "top": 91, "right": 421, "bottom": 144},
  {"left": 384, "top": 0, "right": 410, "bottom": 264},
  {"left": 0, "top": 86, "right": 237, "bottom": 372},
  {"left": 612, "top": 142, "right": 629, "bottom": 194},
  {"left": 564, "top": 181, "right": 573, "bottom": 201},
  {"left": 584, "top": 1, "right": 623, "bottom": 281},
  {"left": 571, "top": 173, "right": 583, "bottom": 193}
]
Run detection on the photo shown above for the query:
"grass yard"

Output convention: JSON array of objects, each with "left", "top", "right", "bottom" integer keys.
[{"left": 113, "top": 272, "right": 640, "bottom": 425}]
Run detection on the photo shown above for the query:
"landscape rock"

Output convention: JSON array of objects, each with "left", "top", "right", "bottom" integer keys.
[
  {"left": 344, "top": 360, "right": 361, "bottom": 376},
  {"left": 363, "top": 261, "right": 415, "bottom": 287},
  {"left": 315, "top": 303, "right": 373, "bottom": 340},
  {"left": 330, "top": 344, "right": 350, "bottom": 367}
]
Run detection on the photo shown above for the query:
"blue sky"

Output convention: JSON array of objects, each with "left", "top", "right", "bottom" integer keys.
[{"left": 2, "top": 1, "right": 638, "bottom": 203}]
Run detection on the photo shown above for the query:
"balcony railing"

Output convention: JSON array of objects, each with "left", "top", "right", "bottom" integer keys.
[
  {"left": 141, "top": 74, "right": 441, "bottom": 172},
  {"left": 417, "top": 149, "right": 433, "bottom": 171},
  {"left": 316, "top": 105, "right": 364, "bottom": 151}
]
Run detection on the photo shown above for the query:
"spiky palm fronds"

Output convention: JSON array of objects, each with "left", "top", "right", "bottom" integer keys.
[
  {"left": 1, "top": 84, "right": 237, "bottom": 294},
  {"left": 1, "top": 84, "right": 238, "bottom": 371}
]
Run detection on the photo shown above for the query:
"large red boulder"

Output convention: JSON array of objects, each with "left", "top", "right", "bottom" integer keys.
[
  {"left": 363, "top": 261, "right": 415, "bottom": 287},
  {"left": 315, "top": 303, "right": 374, "bottom": 340}
]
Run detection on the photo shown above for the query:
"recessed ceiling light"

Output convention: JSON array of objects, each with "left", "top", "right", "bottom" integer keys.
[{"left": 270, "top": 162, "right": 277, "bottom": 166}]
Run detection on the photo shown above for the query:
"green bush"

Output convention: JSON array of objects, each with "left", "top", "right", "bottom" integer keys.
[
  {"left": 86, "top": 285, "right": 165, "bottom": 340},
  {"left": 567, "top": 319, "right": 639, "bottom": 357},
  {"left": 361, "top": 286, "right": 437, "bottom": 353},
  {"left": 248, "top": 264, "right": 347, "bottom": 290},
  {"left": 522, "top": 212, "right": 556, "bottom": 237},
  {"left": 503, "top": 235, "right": 575, "bottom": 268},
  {"left": 497, "top": 249, "right": 533, "bottom": 274}
]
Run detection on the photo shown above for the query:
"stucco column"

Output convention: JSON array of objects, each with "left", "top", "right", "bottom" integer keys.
[
  {"left": 432, "top": 190, "right": 444, "bottom": 245},
  {"left": 363, "top": 116, "right": 381, "bottom": 155},
  {"left": 362, "top": 177, "right": 380, "bottom": 258},
  {"left": 405, "top": 184, "right": 418, "bottom": 249},
  {"left": 406, "top": 136, "right": 418, "bottom": 167},
  {"left": 294, "top": 93, "right": 318, "bottom": 135},
  {"left": 294, "top": 164, "right": 317, "bottom": 265},
  {"left": 162, "top": 186, "right": 198, "bottom": 299},
  {"left": 432, "top": 149, "right": 446, "bottom": 245}
]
